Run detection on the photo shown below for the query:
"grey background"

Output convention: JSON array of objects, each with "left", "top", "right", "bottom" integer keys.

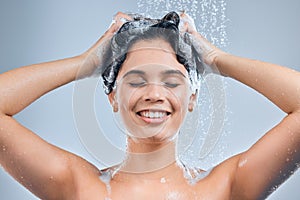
[{"left": 0, "top": 0, "right": 300, "bottom": 199}]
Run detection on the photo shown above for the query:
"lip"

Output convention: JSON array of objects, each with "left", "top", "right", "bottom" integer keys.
[{"left": 136, "top": 109, "right": 171, "bottom": 124}]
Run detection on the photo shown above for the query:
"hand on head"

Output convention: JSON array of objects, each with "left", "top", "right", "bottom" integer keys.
[
  {"left": 108, "top": 12, "right": 133, "bottom": 34},
  {"left": 80, "top": 11, "right": 227, "bottom": 80},
  {"left": 178, "top": 12, "right": 197, "bottom": 34},
  {"left": 78, "top": 12, "right": 132, "bottom": 78},
  {"left": 179, "top": 12, "right": 226, "bottom": 68}
]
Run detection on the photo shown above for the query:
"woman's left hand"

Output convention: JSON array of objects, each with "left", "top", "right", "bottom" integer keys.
[{"left": 179, "top": 12, "right": 226, "bottom": 68}]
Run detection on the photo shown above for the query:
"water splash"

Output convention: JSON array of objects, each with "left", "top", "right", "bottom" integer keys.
[
  {"left": 177, "top": 158, "right": 212, "bottom": 185},
  {"left": 99, "top": 170, "right": 113, "bottom": 199},
  {"left": 137, "top": 0, "right": 228, "bottom": 47},
  {"left": 136, "top": 0, "right": 229, "bottom": 171}
]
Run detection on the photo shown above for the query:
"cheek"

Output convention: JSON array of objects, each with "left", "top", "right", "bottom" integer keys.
[
  {"left": 116, "top": 87, "right": 142, "bottom": 129},
  {"left": 116, "top": 87, "right": 138, "bottom": 111},
  {"left": 116, "top": 88, "right": 138, "bottom": 134},
  {"left": 170, "top": 88, "right": 191, "bottom": 111}
]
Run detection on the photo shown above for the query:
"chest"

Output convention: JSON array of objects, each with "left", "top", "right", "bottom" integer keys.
[
  {"left": 74, "top": 167, "right": 233, "bottom": 200},
  {"left": 88, "top": 178, "right": 232, "bottom": 200}
]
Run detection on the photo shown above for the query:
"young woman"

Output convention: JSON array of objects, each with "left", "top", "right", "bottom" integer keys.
[{"left": 0, "top": 11, "right": 299, "bottom": 200}]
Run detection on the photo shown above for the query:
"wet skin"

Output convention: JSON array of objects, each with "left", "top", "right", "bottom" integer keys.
[
  {"left": 110, "top": 39, "right": 194, "bottom": 144},
  {"left": 67, "top": 39, "right": 240, "bottom": 200},
  {"left": 1, "top": 12, "right": 299, "bottom": 200}
]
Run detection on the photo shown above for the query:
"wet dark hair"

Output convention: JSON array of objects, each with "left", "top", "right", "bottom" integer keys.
[{"left": 98, "top": 11, "right": 203, "bottom": 94}]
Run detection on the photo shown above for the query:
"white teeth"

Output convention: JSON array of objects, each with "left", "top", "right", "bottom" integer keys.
[
  {"left": 149, "top": 112, "right": 155, "bottom": 118},
  {"left": 140, "top": 111, "right": 167, "bottom": 119}
]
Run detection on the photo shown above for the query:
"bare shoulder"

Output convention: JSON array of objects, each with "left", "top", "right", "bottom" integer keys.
[
  {"left": 212, "top": 153, "right": 242, "bottom": 175},
  {"left": 67, "top": 154, "right": 108, "bottom": 199},
  {"left": 194, "top": 154, "right": 242, "bottom": 199}
]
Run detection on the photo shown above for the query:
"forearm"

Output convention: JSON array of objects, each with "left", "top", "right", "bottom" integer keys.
[
  {"left": 215, "top": 53, "right": 300, "bottom": 114},
  {"left": 0, "top": 55, "right": 85, "bottom": 116}
]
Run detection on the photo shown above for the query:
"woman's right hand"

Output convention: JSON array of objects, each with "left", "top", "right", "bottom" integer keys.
[{"left": 77, "top": 12, "right": 133, "bottom": 79}]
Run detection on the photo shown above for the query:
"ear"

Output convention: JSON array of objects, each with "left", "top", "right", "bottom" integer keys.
[
  {"left": 188, "top": 90, "right": 197, "bottom": 112},
  {"left": 108, "top": 91, "right": 119, "bottom": 112}
]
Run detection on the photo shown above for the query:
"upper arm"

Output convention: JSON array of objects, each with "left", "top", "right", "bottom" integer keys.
[
  {"left": 231, "top": 111, "right": 300, "bottom": 199},
  {"left": 0, "top": 114, "right": 75, "bottom": 199}
]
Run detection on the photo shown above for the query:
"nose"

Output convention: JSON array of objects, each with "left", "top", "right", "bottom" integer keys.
[{"left": 142, "top": 84, "right": 165, "bottom": 103}]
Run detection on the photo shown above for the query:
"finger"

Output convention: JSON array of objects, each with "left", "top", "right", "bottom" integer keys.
[
  {"left": 107, "top": 12, "right": 133, "bottom": 33},
  {"left": 106, "top": 22, "right": 119, "bottom": 34},
  {"left": 106, "top": 12, "right": 133, "bottom": 35},
  {"left": 179, "top": 13, "right": 197, "bottom": 34},
  {"left": 113, "top": 12, "right": 133, "bottom": 23},
  {"left": 179, "top": 11, "right": 187, "bottom": 18}
]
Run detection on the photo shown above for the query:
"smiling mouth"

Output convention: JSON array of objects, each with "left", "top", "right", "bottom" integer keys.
[{"left": 136, "top": 110, "right": 171, "bottom": 123}]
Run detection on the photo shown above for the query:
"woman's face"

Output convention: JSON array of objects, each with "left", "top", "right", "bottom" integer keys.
[{"left": 109, "top": 39, "right": 196, "bottom": 143}]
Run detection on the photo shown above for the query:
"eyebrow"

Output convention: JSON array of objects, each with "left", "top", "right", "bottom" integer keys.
[
  {"left": 122, "top": 69, "right": 187, "bottom": 78},
  {"left": 162, "top": 70, "right": 187, "bottom": 78},
  {"left": 123, "top": 70, "right": 145, "bottom": 78}
]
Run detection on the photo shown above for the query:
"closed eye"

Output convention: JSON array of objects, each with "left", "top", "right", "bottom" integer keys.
[
  {"left": 128, "top": 82, "right": 147, "bottom": 87},
  {"left": 164, "top": 82, "right": 180, "bottom": 88}
]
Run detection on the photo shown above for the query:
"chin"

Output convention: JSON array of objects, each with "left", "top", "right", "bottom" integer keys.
[
  {"left": 122, "top": 116, "right": 182, "bottom": 139},
  {"left": 127, "top": 128, "right": 179, "bottom": 144}
]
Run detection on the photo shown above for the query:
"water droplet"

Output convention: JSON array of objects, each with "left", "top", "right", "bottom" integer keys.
[
  {"left": 166, "top": 191, "right": 181, "bottom": 200},
  {"left": 286, "top": 158, "right": 290, "bottom": 162},
  {"left": 238, "top": 158, "right": 247, "bottom": 168},
  {"left": 160, "top": 177, "right": 166, "bottom": 183},
  {"left": 2, "top": 145, "right": 6, "bottom": 151},
  {"left": 137, "top": 0, "right": 228, "bottom": 47}
]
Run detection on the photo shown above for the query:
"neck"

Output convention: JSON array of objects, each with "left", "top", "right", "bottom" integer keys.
[
  {"left": 110, "top": 137, "right": 187, "bottom": 183},
  {"left": 117, "top": 137, "right": 178, "bottom": 174}
]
